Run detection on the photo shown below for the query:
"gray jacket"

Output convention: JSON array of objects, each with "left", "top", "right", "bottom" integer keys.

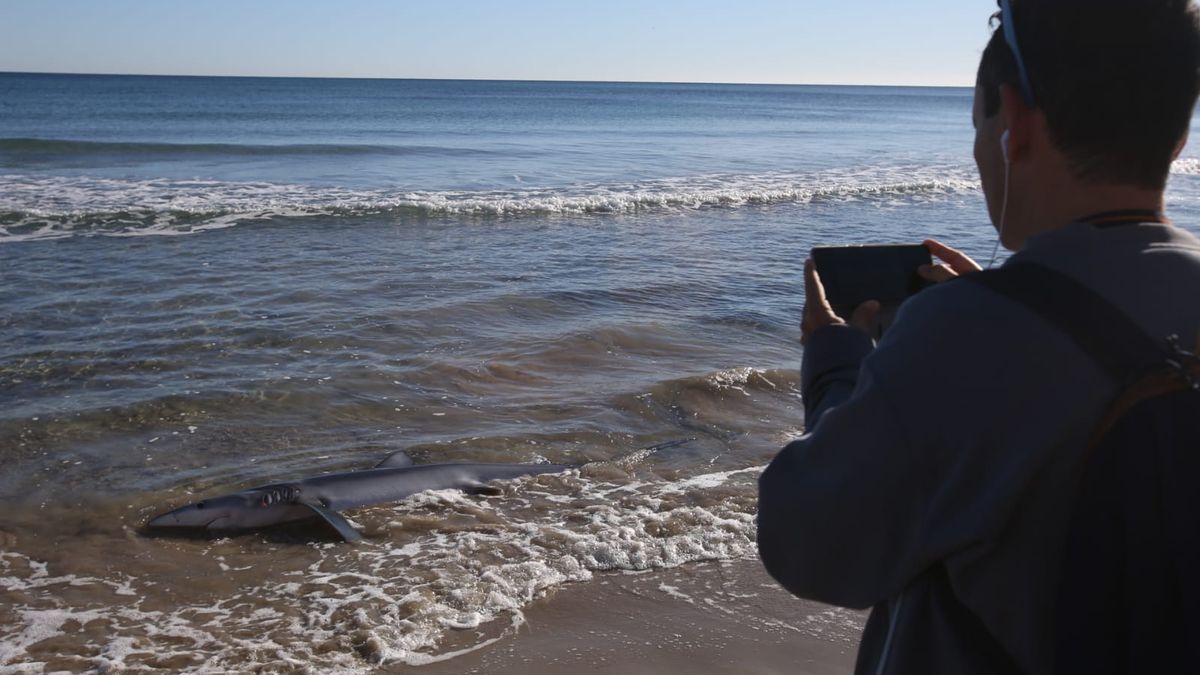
[{"left": 757, "top": 221, "right": 1200, "bottom": 674}]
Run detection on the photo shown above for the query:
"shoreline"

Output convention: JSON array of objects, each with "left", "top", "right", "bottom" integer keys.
[{"left": 413, "top": 558, "right": 865, "bottom": 675}]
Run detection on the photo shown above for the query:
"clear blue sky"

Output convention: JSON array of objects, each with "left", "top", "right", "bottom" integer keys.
[{"left": 0, "top": 0, "right": 997, "bottom": 86}]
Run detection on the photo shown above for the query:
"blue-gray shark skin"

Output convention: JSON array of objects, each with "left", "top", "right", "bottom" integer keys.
[
  {"left": 144, "top": 462, "right": 573, "bottom": 542},
  {"left": 144, "top": 439, "right": 691, "bottom": 543}
]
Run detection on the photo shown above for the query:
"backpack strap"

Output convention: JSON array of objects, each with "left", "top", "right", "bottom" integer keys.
[
  {"left": 964, "top": 262, "right": 1168, "bottom": 388},
  {"left": 1086, "top": 367, "right": 1199, "bottom": 443}
]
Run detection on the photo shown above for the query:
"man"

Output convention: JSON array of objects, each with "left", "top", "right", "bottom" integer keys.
[{"left": 756, "top": 1, "right": 1200, "bottom": 674}]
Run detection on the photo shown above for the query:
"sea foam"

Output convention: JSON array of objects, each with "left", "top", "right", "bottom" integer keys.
[{"left": 1173, "top": 158, "right": 1200, "bottom": 176}]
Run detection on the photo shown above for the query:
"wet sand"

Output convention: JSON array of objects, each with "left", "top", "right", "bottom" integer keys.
[{"left": 416, "top": 558, "right": 865, "bottom": 675}]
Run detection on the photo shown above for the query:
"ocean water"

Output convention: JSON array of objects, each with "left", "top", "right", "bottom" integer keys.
[{"left": 1, "top": 73, "right": 1198, "bottom": 671}]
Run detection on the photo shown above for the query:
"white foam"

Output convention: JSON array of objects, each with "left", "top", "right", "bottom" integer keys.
[
  {"left": 657, "top": 583, "right": 696, "bottom": 604},
  {"left": 661, "top": 466, "right": 765, "bottom": 493},
  {"left": 1173, "top": 158, "right": 1200, "bottom": 176},
  {"left": 707, "top": 367, "right": 780, "bottom": 396},
  {"left": 392, "top": 614, "right": 525, "bottom": 667}
]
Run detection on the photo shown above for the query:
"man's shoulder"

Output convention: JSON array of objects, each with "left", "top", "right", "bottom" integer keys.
[
  {"left": 893, "top": 273, "right": 1027, "bottom": 333},
  {"left": 1019, "top": 222, "right": 1200, "bottom": 268},
  {"left": 1011, "top": 222, "right": 1200, "bottom": 339},
  {"left": 899, "top": 223, "right": 1200, "bottom": 333},
  {"left": 1153, "top": 222, "right": 1200, "bottom": 250}
]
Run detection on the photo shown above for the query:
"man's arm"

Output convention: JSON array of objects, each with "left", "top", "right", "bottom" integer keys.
[
  {"left": 758, "top": 333, "right": 926, "bottom": 608},
  {"left": 761, "top": 243, "right": 992, "bottom": 608},
  {"left": 758, "top": 257, "right": 919, "bottom": 607},
  {"left": 800, "top": 324, "right": 875, "bottom": 428},
  {"left": 797, "top": 256, "right": 881, "bottom": 427}
]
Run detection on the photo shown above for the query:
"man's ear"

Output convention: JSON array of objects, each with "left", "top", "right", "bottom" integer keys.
[
  {"left": 1174, "top": 130, "right": 1189, "bottom": 161},
  {"left": 998, "top": 84, "right": 1034, "bottom": 162}
]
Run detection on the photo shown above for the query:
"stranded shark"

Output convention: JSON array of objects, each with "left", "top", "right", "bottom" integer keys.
[{"left": 144, "top": 439, "right": 690, "bottom": 542}]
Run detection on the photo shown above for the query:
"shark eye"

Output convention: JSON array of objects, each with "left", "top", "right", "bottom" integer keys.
[{"left": 196, "top": 502, "right": 206, "bottom": 510}]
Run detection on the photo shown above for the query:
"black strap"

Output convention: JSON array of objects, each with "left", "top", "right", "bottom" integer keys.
[
  {"left": 965, "top": 262, "right": 1166, "bottom": 387},
  {"left": 1076, "top": 209, "right": 1167, "bottom": 228}
]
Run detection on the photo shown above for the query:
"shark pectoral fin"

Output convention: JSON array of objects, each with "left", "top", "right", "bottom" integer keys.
[
  {"left": 299, "top": 502, "right": 363, "bottom": 543},
  {"left": 463, "top": 484, "right": 503, "bottom": 497},
  {"left": 375, "top": 450, "right": 415, "bottom": 469}
]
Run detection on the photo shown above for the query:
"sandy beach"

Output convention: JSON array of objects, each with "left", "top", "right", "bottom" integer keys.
[{"left": 417, "top": 558, "right": 865, "bottom": 675}]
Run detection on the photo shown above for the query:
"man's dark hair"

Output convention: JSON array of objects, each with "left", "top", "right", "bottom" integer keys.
[{"left": 977, "top": 0, "right": 1200, "bottom": 190}]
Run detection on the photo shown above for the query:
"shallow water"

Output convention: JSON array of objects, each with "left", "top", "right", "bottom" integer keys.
[{"left": 2, "top": 74, "right": 1198, "bottom": 671}]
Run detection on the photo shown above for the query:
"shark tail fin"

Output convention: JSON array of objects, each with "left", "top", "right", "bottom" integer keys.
[
  {"left": 375, "top": 450, "right": 415, "bottom": 469},
  {"left": 299, "top": 502, "right": 363, "bottom": 543}
]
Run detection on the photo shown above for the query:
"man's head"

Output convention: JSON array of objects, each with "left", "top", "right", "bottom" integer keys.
[{"left": 973, "top": 0, "right": 1200, "bottom": 245}]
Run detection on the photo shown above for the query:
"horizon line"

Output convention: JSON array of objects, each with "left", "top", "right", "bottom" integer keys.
[{"left": 0, "top": 70, "right": 974, "bottom": 89}]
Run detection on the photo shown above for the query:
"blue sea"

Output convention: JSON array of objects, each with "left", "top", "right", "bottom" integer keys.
[{"left": 1, "top": 72, "right": 1198, "bottom": 672}]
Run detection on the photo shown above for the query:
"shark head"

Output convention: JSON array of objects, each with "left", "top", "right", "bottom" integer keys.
[{"left": 145, "top": 484, "right": 310, "bottom": 533}]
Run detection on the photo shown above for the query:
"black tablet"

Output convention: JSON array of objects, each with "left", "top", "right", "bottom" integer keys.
[{"left": 810, "top": 244, "right": 933, "bottom": 337}]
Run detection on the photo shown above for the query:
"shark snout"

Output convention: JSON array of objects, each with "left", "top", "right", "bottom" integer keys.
[
  {"left": 145, "top": 500, "right": 225, "bottom": 530},
  {"left": 146, "top": 512, "right": 180, "bottom": 528}
]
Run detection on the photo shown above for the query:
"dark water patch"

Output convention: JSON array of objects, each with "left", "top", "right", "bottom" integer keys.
[
  {"left": 611, "top": 367, "right": 803, "bottom": 445},
  {"left": 0, "top": 137, "right": 504, "bottom": 163},
  {"left": 0, "top": 358, "right": 803, "bottom": 500},
  {"left": 701, "top": 309, "right": 790, "bottom": 333},
  {"left": 542, "top": 282, "right": 718, "bottom": 313},
  {"left": 400, "top": 359, "right": 560, "bottom": 398}
]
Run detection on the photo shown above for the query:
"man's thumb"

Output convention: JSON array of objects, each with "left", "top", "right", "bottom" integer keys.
[{"left": 850, "top": 300, "right": 881, "bottom": 334}]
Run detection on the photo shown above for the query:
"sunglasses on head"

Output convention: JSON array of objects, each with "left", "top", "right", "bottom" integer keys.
[{"left": 1001, "top": 0, "right": 1037, "bottom": 106}]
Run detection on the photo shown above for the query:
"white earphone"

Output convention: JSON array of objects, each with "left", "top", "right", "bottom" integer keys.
[{"left": 988, "top": 129, "right": 1013, "bottom": 268}]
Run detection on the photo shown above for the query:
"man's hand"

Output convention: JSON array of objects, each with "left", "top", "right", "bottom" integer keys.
[
  {"left": 918, "top": 239, "right": 982, "bottom": 283},
  {"left": 801, "top": 258, "right": 880, "bottom": 345}
]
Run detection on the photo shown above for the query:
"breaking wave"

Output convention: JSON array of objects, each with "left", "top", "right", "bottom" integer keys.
[
  {"left": 1173, "top": 158, "right": 1200, "bottom": 176},
  {"left": 0, "top": 166, "right": 981, "bottom": 242}
]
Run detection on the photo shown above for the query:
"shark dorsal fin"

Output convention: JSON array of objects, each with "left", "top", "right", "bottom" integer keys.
[
  {"left": 375, "top": 451, "right": 415, "bottom": 469},
  {"left": 298, "top": 502, "right": 363, "bottom": 543}
]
